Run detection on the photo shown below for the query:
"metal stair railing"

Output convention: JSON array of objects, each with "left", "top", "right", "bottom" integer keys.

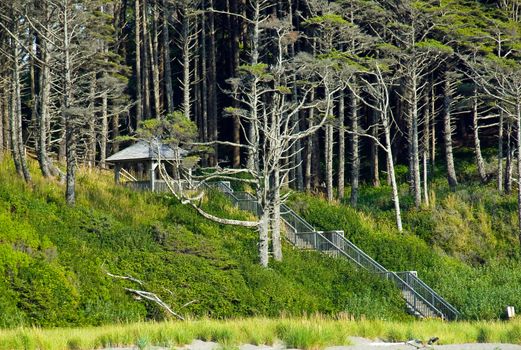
[
  {"left": 207, "top": 181, "right": 459, "bottom": 320},
  {"left": 395, "top": 271, "right": 460, "bottom": 320},
  {"left": 289, "top": 230, "right": 446, "bottom": 319}
]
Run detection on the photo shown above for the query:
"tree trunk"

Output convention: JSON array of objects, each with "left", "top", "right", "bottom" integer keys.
[
  {"left": 182, "top": 5, "right": 191, "bottom": 120},
  {"left": 350, "top": 87, "right": 360, "bottom": 207},
  {"left": 87, "top": 72, "right": 97, "bottom": 167},
  {"left": 443, "top": 73, "right": 458, "bottom": 190},
  {"left": 246, "top": 1, "right": 260, "bottom": 171},
  {"left": 162, "top": 0, "right": 174, "bottom": 114},
  {"left": 498, "top": 108, "right": 504, "bottom": 192},
  {"left": 38, "top": 15, "right": 52, "bottom": 177},
  {"left": 151, "top": 1, "right": 161, "bottom": 117},
  {"left": 0, "top": 82, "right": 3, "bottom": 157},
  {"left": 371, "top": 108, "right": 380, "bottom": 187},
  {"left": 142, "top": 0, "right": 151, "bottom": 118},
  {"left": 9, "top": 71, "right": 23, "bottom": 177},
  {"left": 338, "top": 91, "right": 345, "bottom": 200},
  {"left": 135, "top": 0, "right": 143, "bottom": 126},
  {"left": 305, "top": 90, "right": 315, "bottom": 192},
  {"left": 12, "top": 32, "right": 31, "bottom": 182},
  {"left": 407, "top": 73, "right": 422, "bottom": 208},
  {"left": 325, "top": 122, "right": 334, "bottom": 202},
  {"left": 201, "top": 4, "right": 208, "bottom": 145},
  {"left": 100, "top": 89, "right": 109, "bottom": 168},
  {"left": 112, "top": 113, "right": 120, "bottom": 153},
  {"left": 506, "top": 118, "right": 513, "bottom": 193},
  {"left": 208, "top": 0, "right": 218, "bottom": 165},
  {"left": 422, "top": 93, "right": 430, "bottom": 205},
  {"left": 231, "top": 0, "right": 241, "bottom": 168},
  {"left": 272, "top": 168, "right": 282, "bottom": 262},
  {"left": 1, "top": 88, "right": 7, "bottom": 152},
  {"left": 258, "top": 208, "right": 269, "bottom": 267},
  {"left": 472, "top": 88, "right": 487, "bottom": 183},
  {"left": 431, "top": 84, "right": 436, "bottom": 171},
  {"left": 516, "top": 97, "right": 521, "bottom": 245},
  {"left": 64, "top": 4, "right": 76, "bottom": 205},
  {"left": 384, "top": 114, "right": 403, "bottom": 232}
]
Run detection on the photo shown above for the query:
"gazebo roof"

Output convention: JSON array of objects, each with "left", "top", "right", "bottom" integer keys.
[{"left": 106, "top": 141, "right": 188, "bottom": 163}]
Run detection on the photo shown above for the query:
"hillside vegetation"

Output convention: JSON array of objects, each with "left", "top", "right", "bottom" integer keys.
[
  {"left": 0, "top": 158, "right": 405, "bottom": 328},
  {"left": 1, "top": 148, "right": 521, "bottom": 328},
  {"left": 290, "top": 150, "right": 521, "bottom": 320}
]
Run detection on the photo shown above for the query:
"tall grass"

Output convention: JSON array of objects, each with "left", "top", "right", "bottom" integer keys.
[{"left": 1, "top": 318, "right": 521, "bottom": 350}]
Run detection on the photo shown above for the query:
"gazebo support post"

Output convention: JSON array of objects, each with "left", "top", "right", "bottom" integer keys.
[
  {"left": 150, "top": 161, "right": 158, "bottom": 192},
  {"left": 114, "top": 164, "right": 121, "bottom": 184}
]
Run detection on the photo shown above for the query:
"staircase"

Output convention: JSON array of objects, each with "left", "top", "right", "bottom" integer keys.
[{"left": 211, "top": 181, "right": 460, "bottom": 320}]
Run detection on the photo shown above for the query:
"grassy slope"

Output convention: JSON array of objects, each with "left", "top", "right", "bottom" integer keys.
[
  {"left": 0, "top": 158, "right": 405, "bottom": 328},
  {"left": 289, "top": 149, "right": 521, "bottom": 320}
]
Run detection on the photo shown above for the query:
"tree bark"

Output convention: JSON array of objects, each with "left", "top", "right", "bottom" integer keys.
[
  {"left": 162, "top": 0, "right": 174, "bottom": 114},
  {"left": 201, "top": 4, "right": 209, "bottom": 145},
  {"left": 208, "top": 0, "right": 218, "bottom": 165},
  {"left": 350, "top": 87, "right": 360, "bottom": 207},
  {"left": 407, "top": 73, "right": 422, "bottom": 208},
  {"left": 0, "top": 81, "right": 3, "bottom": 156},
  {"left": 325, "top": 122, "right": 334, "bottom": 202},
  {"left": 11, "top": 29, "right": 31, "bottom": 182},
  {"left": 472, "top": 88, "right": 487, "bottom": 183},
  {"left": 87, "top": 72, "right": 97, "bottom": 168},
  {"left": 338, "top": 91, "right": 345, "bottom": 200},
  {"left": 100, "top": 88, "right": 109, "bottom": 168},
  {"left": 64, "top": 3, "right": 76, "bottom": 205},
  {"left": 422, "top": 92, "right": 430, "bottom": 205},
  {"left": 37, "top": 8, "right": 52, "bottom": 177},
  {"left": 443, "top": 72, "right": 458, "bottom": 190},
  {"left": 9, "top": 69, "right": 23, "bottom": 177},
  {"left": 305, "top": 90, "right": 315, "bottom": 192},
  {"left": 181, "top": 3, "right": 191, "bottom": 120},
  {"left": 272, "top": 167, "right": 282, "bottom": 262},
  {"left": 142, "top": 0, "right": 151, "bottom": 118},
  {"left": 1, "top": 88, "right": 7, "bottom": 152},
  {"left": 384, "top": 113, "right": 403, "bottom": 232},
  {"left": 431, "top": 84, "right": 436, "bottom": 172},
  {"left": 231, "top": 0, "right": 241, "bottom": 168},
  {"left": 516, "top": 97, "right": 521, "bottom": 246},
  {"left": 150, "top": 0, "right": 161, "bottom": 117},
  {"left": 498, "top": 108, "right": 504, "bottom": 192},
  {"left": 135, "top": 0, "right": 143, "bottom": 126},
  {"left": 505, "top": 118, "right": 513, "bottom": 194}
]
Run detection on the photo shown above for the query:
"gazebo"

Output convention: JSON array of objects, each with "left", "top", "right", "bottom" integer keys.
[{"left": 106, "top": 141, "right": 189, "bottom": 192}]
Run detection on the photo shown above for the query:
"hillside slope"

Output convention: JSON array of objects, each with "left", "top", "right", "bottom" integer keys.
[
  {"left": 0, "top": 159, "right": 406, "bottom": 328},
  {"left": 290, "top": 174, "right": 521, "bottom": 320}
]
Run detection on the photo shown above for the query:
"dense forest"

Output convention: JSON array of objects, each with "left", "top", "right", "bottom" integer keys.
[
  {"left": 1, "top": 0, "right": 521, "bottom": 265},
  {"left": 3, "top": 0, "right": 521, "bottom": 327}
]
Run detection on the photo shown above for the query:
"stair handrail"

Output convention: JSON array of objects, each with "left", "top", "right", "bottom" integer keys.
[
  {"left": 280, "top": 203, "right": 316, "bottom": 233},
  {"left": 329, "top": 231, "right": 388, "bottom": 273},
  {"left": 395, "top": 271, "right": 460, "bottom": 320},
  {"left": 383, "top": 271, "right": 445, "bottom": 319},
  {"left": 294, "top": 230, "right": 445, "bottom": 319},
  {"left": 120, "top": 168, "right": 137, "bottom": 182},
  {"left": 210, "top": 181, "right": 457, "bottom": 320},
  {"left": 327, "top": 231, "right": 449, "bottom": 319}
]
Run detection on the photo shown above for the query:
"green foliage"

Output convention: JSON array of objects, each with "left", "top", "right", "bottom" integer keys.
[
  {"left": 136, "top": 111, "right": 198, "bottom": 146},
  {"left": 304, "top": 14, "right": 350, "bottom": 27},
  {"left": 0, "top": 159, "right": 405, "bottom": 328},
  {"left": 289, "top": 171, "right": 521, "bottom": 321}
]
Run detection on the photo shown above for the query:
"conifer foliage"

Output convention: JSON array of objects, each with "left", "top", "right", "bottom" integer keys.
[{"left": 1, "top": 0, "right": 521, "bottom": 258}]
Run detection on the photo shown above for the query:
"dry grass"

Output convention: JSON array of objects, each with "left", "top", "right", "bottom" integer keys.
[{"left": 0, "top": 317, "right": 521, "bottom": 350}]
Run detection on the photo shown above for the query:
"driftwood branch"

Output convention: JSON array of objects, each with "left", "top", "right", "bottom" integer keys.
[{"left": 106, "top": 270, "right": 185, "bottom": 321}]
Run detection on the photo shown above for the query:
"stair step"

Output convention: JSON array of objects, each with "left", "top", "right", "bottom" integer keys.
[{"left": 212, "top": 181, "right": 459, "bottom": 321}]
